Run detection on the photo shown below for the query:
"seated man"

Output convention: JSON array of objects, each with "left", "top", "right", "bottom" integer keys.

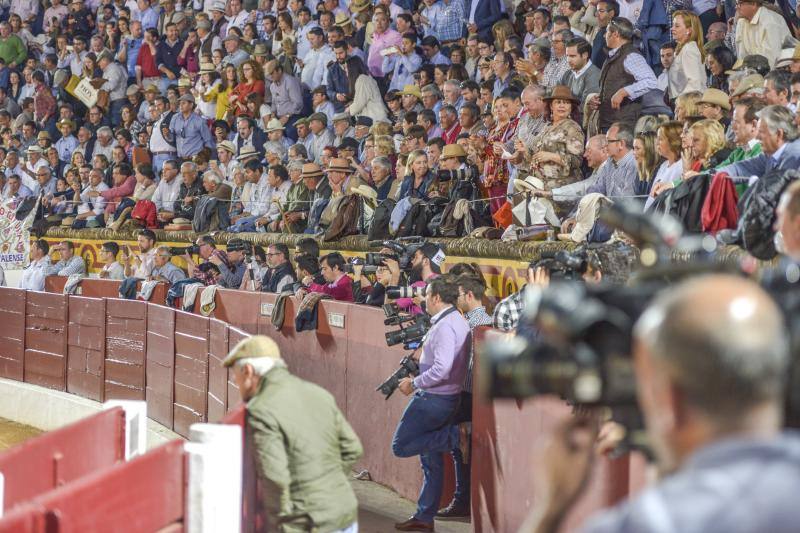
[
  {"left": 184, "top": 235, "right": 245, "bottom": 288},
  {"left": 211, "top": 238, "right": 247, "bottom": 289},
  {"left": 99, "top": 242, "right": 125, "bottom": 280},
  {"left": 72, "top": 169, "right": 109, "bottom": 229},
  {"left": 152, "top": 159, "right": 182, "bottom": 226},
  {"left": 121, "top": 229, "right": 158, "bottom": 279},
  {"left": 259, "top": 243, "right": 296, "bottom": 293},
  {"left": 296, "top": 252, "right": 354, "bottom": 301},
  {"left": 46, "top": 240, "right": 86, "bottom": 277},
  {"left": 149, "top": 246, "right": 188, "bottom": 284},
  {"left": 20, "top": 239, "right": 52, "bottom": 291},
  {"left": 194, "top": 171, "right": 232, "bottom": 231}
]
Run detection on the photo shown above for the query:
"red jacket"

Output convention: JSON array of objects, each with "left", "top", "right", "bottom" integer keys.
[
  {"left": 701, "top": 171, "right": 739, "bottom": 233},
  {"left": 131, "top": 199, "right": 158, "bottom": 228},
  {"left": 309, "top": 274, "right": 354, "bottom": 302}
]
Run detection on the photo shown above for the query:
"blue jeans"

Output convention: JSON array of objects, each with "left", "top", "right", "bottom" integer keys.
[
  {"left": 228, "top": 215, "right": 258, "bottom": 232},
  {"left": 449, "top": 447, "right": 470, "bottom": 506},
  {"left": 392, "top": 390, "right": 459, "bottom": 523}
]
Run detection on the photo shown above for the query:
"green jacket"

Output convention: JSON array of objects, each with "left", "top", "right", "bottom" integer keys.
[
  {"left": 246, "top": 367, "right": 363, "bottom": 533},
  {"left": 283, "top": 180, "right": 310, "bottom": 233},
  {"left": 718, "top": 142, "right": 762, "bottom": 197},
  {"left": 0, "top": 36, "right": 27, "bottom": 67}
]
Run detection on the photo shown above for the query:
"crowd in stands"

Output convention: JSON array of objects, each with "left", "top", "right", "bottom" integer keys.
[{"left": 0, "top": 0, "right": 796, "bottom": 249}]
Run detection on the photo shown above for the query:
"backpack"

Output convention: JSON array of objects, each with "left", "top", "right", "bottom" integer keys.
[
  {"left": 738, "top": 168, "right": 799, "bottom": 260},
  {"left": 324, "top": 194, "right": 362, "bottom": 242},
  {"left": 396, "top": 201, "right": 431, "bottom": 237},
  {"left": 368, "top": 198, "right": 396, "bottom": 241}
]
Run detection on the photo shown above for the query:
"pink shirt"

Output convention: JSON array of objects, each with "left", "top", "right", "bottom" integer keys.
[
  {"left": 100, "top": 175, "right": 136, "bottom": 214},
  {"left": 308, "top": 274, "right": 354, "bottom": 302},
  {"left": 367, "top": 29, "right": 403, "bottom": 77}
]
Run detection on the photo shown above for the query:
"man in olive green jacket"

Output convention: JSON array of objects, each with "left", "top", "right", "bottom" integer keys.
[{"left": 224, "top": 336, "right": 364, "bottom": 533}]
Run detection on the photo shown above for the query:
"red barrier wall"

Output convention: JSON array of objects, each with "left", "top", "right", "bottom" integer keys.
[
  {"left": 105, "top": 299, "right": 147, "bottom": 401},
  {"left": 67, "top": 296, "right": 106, "bottom": 402},
  {"left": 28, "top": 440, "right": 186, "bottom": 533},
  {"left": 45, "top": 277, "right": 168, "bottom": 304},
  {"left": 0, "top": 287, "right": 26, "bottom": 381},
  {"left": 146, "top": 304, "right": 176, "bottom": 429},
  {"left": 0, "top": 408, "right": 125, "bottom": 512},
  {"left": 24, "top": 291, "right": 68, "bottom": 391},
  {"left": 173, "top": 310, "right": 210, "bottom": 436}
]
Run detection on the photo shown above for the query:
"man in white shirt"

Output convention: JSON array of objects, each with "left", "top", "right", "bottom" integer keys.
[
  {"left": 73, "top": 169, "right": 109, "bottom": 229},
  {"left": 20, "top": 239, "right": 51, "bottom": 292},
  {"left": 21, "top": 146, "right": 49, "bottom": 194},
  {"left": 300, "top": 27, "right": 335, "bottom": 90},
  {"left": 152, "top": 159, "right": 183, "bottom": 225},
  {"left": 99, "top": 242, "right": 125, "bottom": 280},
  {"left": 121, "top": 229, "right": 158, "bottom": 279},
  {"left": 226, "top": 0, "right": 250, "bottom": 31},
  {"left": 295, "top": 7, "right": 321, "bottom": 60},
  {"left": 68, "top": 36, "right": 89, "bottom": 78}
]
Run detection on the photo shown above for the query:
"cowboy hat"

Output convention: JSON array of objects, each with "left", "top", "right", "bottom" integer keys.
[
  {"left": 56, "top": 119, "right": 76, "bottom": 129},
  {"left": 325, "top": 157, "right": 354, "bottom": 174},
  {"left": 218, "top": 140, "right": 237, "bottom": 154},
  {"left": 351, "top": 183, "right": 378, "bottom": 203},
  {"left": 513, "top": 175, "right": 546, "bottom": 193},
  {"left": 265, "top": 118, "right": 285, "bottom": 132},
  {"left": 178, "top": 77, "right": 191, "bottom": 88},
  {"left": 400, "top": 84, "right": 422, "bottom": 99},
  {"left": 253, "top": 42, "right": 269, "bottom": 57},
  {"left": 199, "top": 62, "right": 216, "bottom": 74},
  {"left": 441, "top": 144, "right": 467, "bottom": 159},
  {"left": 301, "top": 162, "right": 324, "bottom": 179},
  {"left": 334, "top": 12, "right": 353, "bottom": 28},
  {"left": 731, "top": 74, "right": 765, "bottom": 98},
  {"left": 543, "top": 85, "right": 579, "bottom": 103},
  {"left": 699, "top": 88, "right": 731, "bottom": 111},
  {"left": 351, "top": 0, "right": 371, "bottom": 13},
  {"left": 37, "top": 131, "right": 52, "bottom": 140}
]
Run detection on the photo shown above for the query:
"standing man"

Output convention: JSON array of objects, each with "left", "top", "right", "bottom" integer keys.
[
  {"left": 735, "top": 0, "right": 792, "bottom": 68},
  {"left": 20, "top": 240, "right": 52, "bottom": 292},
  {"left": 392, "top": 276, "right": 471, "bottom": 532},
  {"left": 367, "top": 12, "right": 402, "bottom": 87},
  {"left": 98, "top": 51, "right": 129, "bottom": 127},
  {"left": 268, "top": 61, "right": 304, "bottom": 140},
  {"left": 223, "top": 335, "right": 363, "bottom": 533},
  {"left": 169, "top": 94, "right": 214, "bottom": 160},
  {"left": 561, "top": 37, "right": 601, "bottom": 103}
]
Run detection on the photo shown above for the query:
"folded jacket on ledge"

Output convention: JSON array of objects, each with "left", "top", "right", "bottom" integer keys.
[{"left": 295, "top": 292, "right": 331, "bottom": 332}]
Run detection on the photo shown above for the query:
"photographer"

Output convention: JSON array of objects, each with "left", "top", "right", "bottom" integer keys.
[
  {"left": 360, "top": 263, "right": 394, "bottom": 307},
  {"left": 183, "top": 234, "right": 236, "bottom": 287},
  {"left": 212, "top": 238, "right": 247, "bottom": 289},
  {"left": 259, "top": 243, "right": 296, "bottom": 294},
  {"left": 522, "top": 275, "right": 800, "bottom": 533},
  {"left": 392, "top": 277, "right": 471, "bottom": 532},
  {"left": 386, "top": 243, "right": 445, "bottom": 315},
  {"left": 296, "top": 252, "right": 354, "bottom": 302}
]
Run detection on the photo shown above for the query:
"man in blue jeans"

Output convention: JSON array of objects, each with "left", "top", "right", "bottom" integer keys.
[{"left": 392, "top": 276, "right": 471, "bottom": 531}]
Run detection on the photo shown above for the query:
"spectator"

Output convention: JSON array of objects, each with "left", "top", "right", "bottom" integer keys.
[
  {"left": 734, "top": 0, "right": 792, "bottom": 68},
  {"left": 148, "top": 246, "right": 188, "bottom": 284},
  {"left": 383, "top": 33, "right": 424, "bottom": 93},
  {"left": 169, "top": 94, "right": 214, "bottom": 160},
  {"left": 267, "top": 61, "right": 304, "bottom": 140},
  {"left": 98, "top": 163, "right": 136, "bottom": 225},
  {"left": 121, "top": 229, "right": 158, "bottom": 279},
  {"left": 174, "top": 161, "right": 205, "bottom": 222},
  {"left": 20, "top": 239, "right": 51, "bottom": 291},
  {"left": 297, "top": 252, "right": 354, "bottom": 301},
  {"left": 667, "top": 11, "right": 707, "bottom": 99},
  {"left": 260, "top": 243, "right": 297, "bottom": 293},
  {"left": 222, "top": 336, "right": 363, "bottom": 533},
  {"left": 183, "top": 234, "right": 233, "bottom": 286},
  {"left": 46, "top": 240, "right": 86, "bottom": 277},
  {"left": 346, "top": 56, "right": 389, "bottom": 123},
  {"left": 72, "top": 169, "right": 109, "bottom": 229},
  {"left": 209, "top": 238, "right": 247, "bottom": 289},
  {"left": 99, "top": 242, "right": 125, "bottom": 280},
  {"left": 152, "top": 159, "right": 182, "bottom": 225}
]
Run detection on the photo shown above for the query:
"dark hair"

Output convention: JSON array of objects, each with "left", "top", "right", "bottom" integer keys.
[
  {"left": 296, "top": 254, "right": 319, "bottom": 275},
  {"left": 404, "top": 111, "right": 418, "bottom": 124},
  {"left": 136, "top": 164, "right": 155, "bottom": 180},
  {"left": 333, "top": 39, "right": 347, "bottom": 50},
  {"left": 269, "top": 242, "right": 290, "bottom": 259},
  {"left": 271, "top": 164, "right": 289, "bottom": 181},
  {"left": 709, "top": 45, "right": 735, "bottom": 73},
  {"left": 498, "top": 87, "right": 521, "bottom": 101},
  {"left": 660, "top": 40, "right": 677, "bottom": 51},
  {"left": 427, "top": 137, "right": 445, "bottom": 150},
  {"left": 553, "top": 14, "right": 570, "bottom": 26},
  {"left": 566, "top": 37, "right": 591, "bottom": 58},
  {"left": 407, "top": 124, "right": 428, "bottom": 141},
  {"left": 397, "top": 13, "right": 413, "bottom": 26},
  {"left": 198, "top": 234, "right": 216, "bottom": 247},
  {"left": 765, "top": 69, "right": 792, "bottom": 98},
  {"left": 418, "top": 108, "right": 436, "bottom": 126},
  {"left": 61, "top": 240, "right": 75, "bottom": 251},
  {"left": 449, "top": 262, "right": 483, "bottom": 280},
  {"left": 460, "top": 102, "right": 480, "bottom": 119},
  {"left": 139, "top": 229, "right": 156, "bottom": 242},
  {"left": 296, "top": 237, "right": 320, "bottom": 258},
  {"left": 34, "top": 239, "right": 49, "bottom": 255},
  {"left": 734, "top": 97, "right": 766, "bottom": 123},
  {"left": 421, "top": 35, "right": 440, "bottom": 48},
  {"left": 599, "top": 0, "right": 620, "bottom": 17},
  {"left": 457, "top": 273, "right": 486, "bottom": 299},
  {"left": 345, "top": 56, "right": 369, "bottom": 98},
  {"left": 102, "top": 241, "right": 120, "bottom": 257},
  {"left": 244, "top": 159, "right": 263, "bottom": 172},
  {"left": 320, "top": 252, "right": 346, "bottom": 271},
  {"left": 427, "top": 276, "right": 459, "bottom": 305}
]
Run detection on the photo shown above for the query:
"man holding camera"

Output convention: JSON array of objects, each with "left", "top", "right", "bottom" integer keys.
[
  {"left": 522, "top": 275, "right": 800, "bottom": 532},
  {"left": 386, "top": 243, "right": 445, "bottom": 315},
  {"left": 392, "top": 277, "right": 471, "bottom": 532}
]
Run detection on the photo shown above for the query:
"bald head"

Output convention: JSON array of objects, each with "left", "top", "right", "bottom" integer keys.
[{"left": 636, "top": 275, "right": 788, "bottom": 425}]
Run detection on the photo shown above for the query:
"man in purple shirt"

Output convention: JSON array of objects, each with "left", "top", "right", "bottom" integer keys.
[{"left": 392, "top": 276, "right": 470, "bottom": 532}]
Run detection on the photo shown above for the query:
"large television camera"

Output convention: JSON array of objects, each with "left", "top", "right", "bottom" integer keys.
[{"left": 375, "top": 303, "right": 431, "bottom": 399}]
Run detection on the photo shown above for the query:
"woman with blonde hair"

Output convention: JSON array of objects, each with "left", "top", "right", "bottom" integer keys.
[
  {"left": 492, "top": 19, "right": 517, "bottom": 53},
  {"left": 668, "top": 11, "right": 706, "bottom": 98},
  {"left": 398, "top": 149, "right": 437, "bottom": 201},
  {"left": 684, "top": 118, "right": 729, "bottom": 174},
  {"left": 649, "top": 120, "right": 689, "bottom": 205},
  {"left": 674, "top": 91, "right": 703, "bottom": 121}
]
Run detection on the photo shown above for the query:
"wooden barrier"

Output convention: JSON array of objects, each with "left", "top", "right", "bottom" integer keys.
[
  {"left": 19, "top": 440, "right": 186, "bottom": 532},
  {"left": 0, "top": 408, "right": 126, "bottom": 512},
  {"left": 44, "top": 277, "right": 168, "bottom": 305}
]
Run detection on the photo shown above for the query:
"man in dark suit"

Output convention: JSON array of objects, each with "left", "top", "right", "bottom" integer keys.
[
  {"left": 465, "top": 0, "right": 503, "bottom": 41},
  {"left": 234, "top": 116, "right": 267, "bottom": 159}
]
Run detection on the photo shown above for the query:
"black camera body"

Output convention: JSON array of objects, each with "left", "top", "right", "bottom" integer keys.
[
  {"left": 437, "top": 167, "right": 476, "bottom": 182},
  {"left": 169, "top": 243, "right": 201, "bottom": 256},
  {"left": 374, "top": 237, "right": 425, "bottom": 271},
  {"left": 376, "top": 304, "right": 431, "bottom": 398}
]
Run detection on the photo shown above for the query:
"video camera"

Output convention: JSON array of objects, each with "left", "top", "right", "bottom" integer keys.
[
  {"left": 169, "top": 243, "right": 201, "bottom": 256},
  {"left": 367, "top": 237, "right": 426, "bottom": 271},
  {"left": 376, "top": 303, "right": 431, "bottom": 399}
]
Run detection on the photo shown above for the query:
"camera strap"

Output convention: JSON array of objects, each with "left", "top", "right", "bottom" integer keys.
[{"left": 420, "top": 306, "right": 459, "bottom": 345}]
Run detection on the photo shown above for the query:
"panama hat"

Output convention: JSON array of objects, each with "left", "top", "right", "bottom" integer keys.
[
  {"left": 218, "top": 140, "right": 236, "bottom": 154},
  {"left": 731, "top": 74, "right": 765, "bottom": 98},
  {"left": 352, "top": 183, "right": 378, "bottom": 203},
  {"left": 400, "top": 84, "right": 422, "bottom": 99},
  {"left": 441, "top": 144, "right": 467, "bottom": 159},
  {"left": 199, "top": 62, "right": 216, "bottom": 74},
  {"left": 301, "top": 162, "right": 324, "bottom": 179},
  {"left": 351, "top": 0, "right": 371, "bottom": 13},
  {"left": 265, "top": 118, "right": 285, "bottom": 132},
  {"left": 514, "top": 175, "right": 546, "bottom": 193},
  {"left": 237, "top": 145, "right": 260, "bottom": 161},
  {"left": 325, "top": 157, "right": 354, "bottom": 174},
  {"left": 253, "top": 42, "right": 269, "bottom": 57}
]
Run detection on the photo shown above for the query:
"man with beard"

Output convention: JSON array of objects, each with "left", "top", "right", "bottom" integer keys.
[
  {"left": 259, "top": 243, "right": 297, "bottom": 293},
  {"left": 327, "top": 41, "right": 351, "bottom": 113},
  {"left": 385, "top": 243, "right": 445, "bottom": 315}
]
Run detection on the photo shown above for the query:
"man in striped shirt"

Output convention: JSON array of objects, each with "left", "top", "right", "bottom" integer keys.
[{"left": 46, "top": 241, "right": 86, "bottom": 277}]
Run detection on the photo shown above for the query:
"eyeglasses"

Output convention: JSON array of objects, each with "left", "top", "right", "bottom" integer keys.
[
  {"left": 266, "top": 252, "right": 282, "bottom": 257},
  {"left": 606, "top": 138, "right": 623, "bottom": 144}
]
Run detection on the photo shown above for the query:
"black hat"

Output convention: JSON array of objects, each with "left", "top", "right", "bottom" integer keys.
[
  {"left": 418, "top": 242, "right": 445, "bottom": 268},
  {"left": 355, "top": 116, "right": 373, "bottom": 127},
  {"left": 338, "top": 137, "right": 359, "bottom": 152}
]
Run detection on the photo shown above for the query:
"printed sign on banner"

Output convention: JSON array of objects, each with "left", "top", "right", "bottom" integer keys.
[{"left": 0, "top": 198, "right": 35, "bottom": 270}]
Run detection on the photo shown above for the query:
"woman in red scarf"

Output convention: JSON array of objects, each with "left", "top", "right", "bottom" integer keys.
[{"left": 482, "top": 96, "right": 519, "bottom": 214}]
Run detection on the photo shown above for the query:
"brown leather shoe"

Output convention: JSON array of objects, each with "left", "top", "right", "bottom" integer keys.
[
  {"left": 394, "top": 517, "right": 434, "bottom": 531},
  {"left": 458, "top": 422, "right": 471, "bottom": 464}
]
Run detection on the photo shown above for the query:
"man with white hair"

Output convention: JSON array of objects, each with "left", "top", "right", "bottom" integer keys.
[
  {"left": 223, "top": 335, "right": 363, "bottom": 533},
  {"left": 93, "top": 127, "right": 117, "bottom": 162}
]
